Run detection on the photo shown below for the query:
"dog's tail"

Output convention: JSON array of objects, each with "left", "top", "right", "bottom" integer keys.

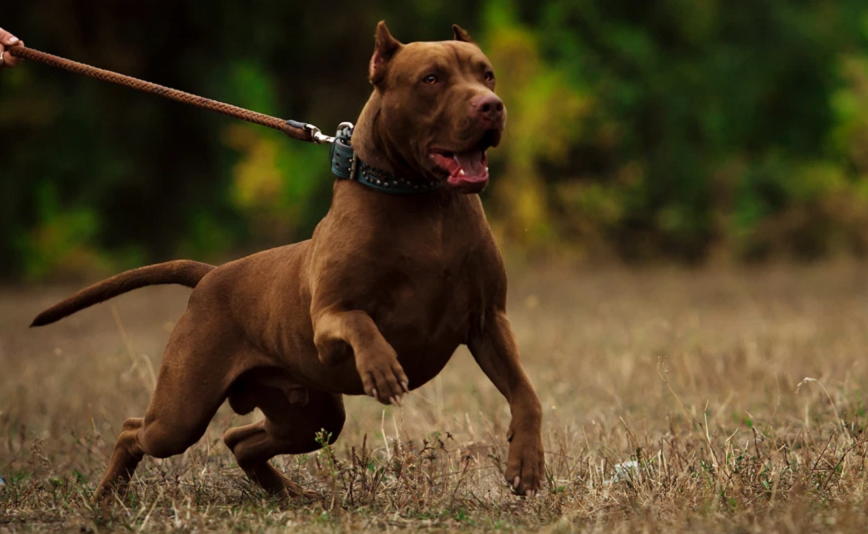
[{"left": 30, "top": 260, "right": 215, "bottom": 327}]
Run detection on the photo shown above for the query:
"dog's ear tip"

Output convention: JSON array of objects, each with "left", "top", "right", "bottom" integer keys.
[
  {"left": 452, "top": 24, "right": 474, "bottom": 43},
  {"left": 374, "top": 20, "right": 401, "bottom": 46},
  {"left": 371, "top": 20, "right": 402, "bottom": 83},
  {"left": 376, "top": 20, "right": 395, "bottom": 39}
]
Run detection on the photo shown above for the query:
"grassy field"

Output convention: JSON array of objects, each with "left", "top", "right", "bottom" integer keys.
[{"left": 2, "top": 262, "right": 868, "bottom": 532}]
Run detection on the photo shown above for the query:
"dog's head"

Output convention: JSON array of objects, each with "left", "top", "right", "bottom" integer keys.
[{"left": 366, "top": 22, "right": 505, "bottom": 194}]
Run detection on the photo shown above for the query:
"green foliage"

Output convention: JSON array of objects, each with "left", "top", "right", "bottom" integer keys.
[
  {"left": 2, "top": 0, "right": 868, "bottom": 279},
  {"left": 483, "top": 1, "right": 591, "bottom": 249},
  {"left": 483, "top": 0, "right": 868, "bottom": 262},
  {"left": 15, "top": 182, "right": 115, "bottom": 281}
]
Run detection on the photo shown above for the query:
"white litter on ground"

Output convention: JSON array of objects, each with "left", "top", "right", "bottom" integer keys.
[{"left": 606, "top": 460, "right": 640, "bottom": 485}]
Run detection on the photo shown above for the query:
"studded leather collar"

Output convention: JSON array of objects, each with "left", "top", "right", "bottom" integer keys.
[{"left": 329, "top": 123, "right": 443, "bottom": 194}]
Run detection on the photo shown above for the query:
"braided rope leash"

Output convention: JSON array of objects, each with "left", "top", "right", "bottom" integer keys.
[{"left": 5, "top": 43, "right": 334, "bottom": 144}]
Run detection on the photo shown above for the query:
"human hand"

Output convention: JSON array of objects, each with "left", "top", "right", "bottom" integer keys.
[{"left": 0, "top": 28, "right": 22, "bottom": 69}]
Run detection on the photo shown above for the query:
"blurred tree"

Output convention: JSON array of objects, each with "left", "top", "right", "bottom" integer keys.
[
  {"left": 0, "top": 1, "right": 482, "bottom": 278},
  {"left": 1, "top": 1, "right": 867, "bottom": 279}
]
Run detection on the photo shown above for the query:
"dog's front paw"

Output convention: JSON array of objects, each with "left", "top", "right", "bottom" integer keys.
[
  {"left": 356, "top": 345, "right": 410, "bottom": 405},
  {"left": 504, "top": 430, "right": 545, "bottom": 497}
]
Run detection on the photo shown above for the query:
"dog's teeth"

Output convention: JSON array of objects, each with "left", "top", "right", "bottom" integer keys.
[
  {"left": 459, "top": 170, "right": 465, "bottom": 176},
  {"left": 371, "top": 388, "right": 378, "bottom": 399},
  {"left": 486, "top": 167, "right": 489, "bottom": 173},
  {"left": 513, "top": 476, "right": 520, "bottom": 489}
]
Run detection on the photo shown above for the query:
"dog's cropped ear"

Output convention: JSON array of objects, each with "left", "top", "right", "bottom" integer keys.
[
  {"left": 370, "top": 21, "right": 403, "bottom": 85},
  {"left": 452, "top": 24, "right": 474, "bottom": 43}
]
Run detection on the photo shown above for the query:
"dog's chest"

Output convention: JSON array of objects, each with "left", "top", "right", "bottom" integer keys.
[
  {"left": 312, "top": 192, "right": 501, "bottom": 366},
  {"left": 368, "top": 247, "right": 486, "bottom": 348},
  {"left": 369, "top": 265, "right": 480, "bottom": 385}
]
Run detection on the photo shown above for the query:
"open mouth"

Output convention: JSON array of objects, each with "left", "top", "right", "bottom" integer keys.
[{"left": 429, "top": 130, "right": 500, "bottom": 193}]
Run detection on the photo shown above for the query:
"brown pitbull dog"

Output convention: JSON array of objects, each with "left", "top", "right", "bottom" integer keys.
[{"left": 31, "top": 22, "right": 544, "bottom": 500}]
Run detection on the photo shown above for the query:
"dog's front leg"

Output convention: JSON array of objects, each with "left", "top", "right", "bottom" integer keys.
[
  {"left": 469, "top": 310, "right": 544, "bottom": 496},
  {"left": 313, "top": 308, "right": 409, "bottom": 405}
]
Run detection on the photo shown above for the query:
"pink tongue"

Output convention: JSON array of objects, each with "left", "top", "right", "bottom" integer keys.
[{"left": 454, "top": 151, "right": 485, "bottom": 178}]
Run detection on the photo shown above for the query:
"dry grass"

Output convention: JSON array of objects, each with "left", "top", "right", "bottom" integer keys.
[{"left": 3, "top": 262, "right": 868, "bottom": 532}]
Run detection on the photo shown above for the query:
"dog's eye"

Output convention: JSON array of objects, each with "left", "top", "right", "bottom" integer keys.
[
  {"left": 423, "top": 75, "right": 439, "bottom": 85},
  {"left": 484, "top": 71, "right": 495, "bottom": 83}
]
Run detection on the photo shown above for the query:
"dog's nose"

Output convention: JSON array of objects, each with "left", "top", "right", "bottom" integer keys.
[{"left": 471, "top": 94, "right": 505, "bottom": 123}]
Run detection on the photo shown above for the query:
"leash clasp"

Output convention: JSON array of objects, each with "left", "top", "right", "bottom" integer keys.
[
  {"left": 305, "top": 124, "right": 336, "bottom": 144},
  {"left": 286, "top": 119, "right": 337, "bottom": 144}
]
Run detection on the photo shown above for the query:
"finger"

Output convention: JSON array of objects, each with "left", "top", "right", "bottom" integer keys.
[
  {"left": 0, "top": 28, "right": 20, "bottom": 46},
  {"left": 3, "top": 50, "right": 21, "bottom": 68}
]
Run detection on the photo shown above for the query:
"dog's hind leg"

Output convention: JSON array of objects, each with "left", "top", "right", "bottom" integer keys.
[
  {"left": 223, "top": 388, "right": 345, "bottom": 498},
  {"left": 94, "top": 311, "right": 240, "bottom": 503},
  {"left": 95, "top": 417, "right": 144, "bottom": 502}
]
